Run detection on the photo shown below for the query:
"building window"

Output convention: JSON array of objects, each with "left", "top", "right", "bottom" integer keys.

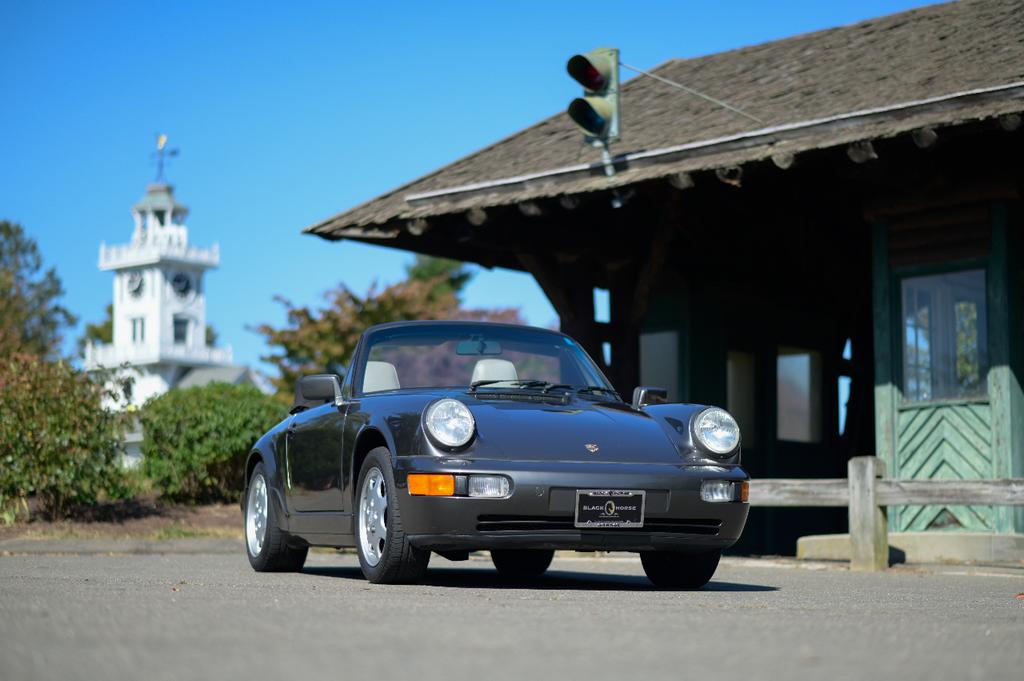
[
  {"left": 901, "top": 269, "right": 988, "bottom": 402},
  {"left": 131, "top": 317, "right": 145, "bottom": 344},
  {"left": 593, "top": 288, "right": 610, "bottom": 323},
  {"left": 173, "top": 316, "right": 190, "bottom": 345},
  {"left": 777, "top": 347, "right": 822, "bottom": 443},
  {"left": 838, "top": 338, "right": 852, "bottom": 436}
]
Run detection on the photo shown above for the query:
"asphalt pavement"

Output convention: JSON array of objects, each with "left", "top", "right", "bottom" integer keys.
[{"left": 1, "top": 549, "right": 1021, "bottom": 681}]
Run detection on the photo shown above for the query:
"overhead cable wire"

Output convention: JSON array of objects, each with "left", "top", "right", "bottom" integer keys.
[{"left": 620, "top": 62, "right": 766, "bottom": 125}]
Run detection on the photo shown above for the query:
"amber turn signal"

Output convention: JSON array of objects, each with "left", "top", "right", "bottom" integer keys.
[
  {"left": 408, "top": 474, "right": 455, "bottom": 496},
  {"left": 739, "top": 480, "right": 749, "bottom": 503}
]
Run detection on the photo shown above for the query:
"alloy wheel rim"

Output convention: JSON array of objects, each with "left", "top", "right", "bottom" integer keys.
[
  {"left": 358, "top": 468, "right": 388, "bottom": 567},
  {"left": 246, "top": 474, "right": 268, "bottom": 558}
]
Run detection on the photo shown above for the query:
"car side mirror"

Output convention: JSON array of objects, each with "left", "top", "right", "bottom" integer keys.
[
  {"left": 292, "top": 374, "right": 342, "bottom": 413},
  {"left": 632, "top": 386, "right": 668, "bottom": 409}
]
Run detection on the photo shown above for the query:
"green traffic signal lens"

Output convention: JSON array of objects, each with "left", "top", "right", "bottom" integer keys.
[{"left": 568, "top": 98, "right": 609, "bottom": 137}]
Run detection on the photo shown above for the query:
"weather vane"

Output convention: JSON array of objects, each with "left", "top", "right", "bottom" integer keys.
[{"left": 152, "top": 134, "right": 179, "bottom": 183}]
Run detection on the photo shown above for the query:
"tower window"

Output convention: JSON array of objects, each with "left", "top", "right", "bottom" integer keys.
[
  {"left": 173, "top": 316, "right": 190, "bottom": 345},
  {"left": 131, "top": 318, "right": 145, "bottom": 344}
]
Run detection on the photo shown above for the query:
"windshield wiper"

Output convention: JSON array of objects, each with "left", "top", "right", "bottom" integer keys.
[
  {"left": 576, "top": 385, "right": 621, "bottom": 398},
  {"left": 469, "top": 379, "right": 571, "bottom": 394},
  {"left": 468, "top": 379, "right": 508, "bottom": 392}
]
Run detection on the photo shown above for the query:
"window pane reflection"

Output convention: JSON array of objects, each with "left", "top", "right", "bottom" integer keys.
[
  {"left": 901, "top": 270, "right": 987, "bottom": 402},
  {"left": 777, "top": 348, "right": 822, "bottom": 443}
]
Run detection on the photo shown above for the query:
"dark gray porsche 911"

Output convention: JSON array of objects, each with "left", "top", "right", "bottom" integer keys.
[{"left": 243, "top": 320, "right": 749, "bottom": 587}]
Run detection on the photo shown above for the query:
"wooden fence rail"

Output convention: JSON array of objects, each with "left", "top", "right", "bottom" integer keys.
[{"left": 747, "top": 456, "right": 1024, "bottom": 571}]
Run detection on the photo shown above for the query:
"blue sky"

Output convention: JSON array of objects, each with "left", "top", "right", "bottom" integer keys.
[{"left": 0, "top": 0, "right": 929, "bottom": 374}]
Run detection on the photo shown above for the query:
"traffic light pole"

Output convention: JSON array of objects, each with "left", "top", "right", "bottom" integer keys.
[{"left": 600, "top": 142, "right": 615, "bottom": 178}]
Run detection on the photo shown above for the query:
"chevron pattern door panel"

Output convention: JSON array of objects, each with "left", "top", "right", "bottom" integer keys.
[{"left": 893, "top": 403, "right": 994, "bottom": 531}]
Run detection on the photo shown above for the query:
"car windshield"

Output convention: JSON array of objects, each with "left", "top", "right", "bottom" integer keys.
[{"left": 360, "top": 324, "right": 613, "bottom": 395}]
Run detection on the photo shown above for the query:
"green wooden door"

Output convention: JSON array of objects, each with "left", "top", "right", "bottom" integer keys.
[
  {"left": 873, "top": 205, "right": 1021, "bottom": 534},
  {"left": 892, "top": 402, "right": 994, "bottom": 530}
]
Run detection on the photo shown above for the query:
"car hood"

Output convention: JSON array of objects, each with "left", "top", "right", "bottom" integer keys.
[{"left": 465, "top": 397, "right": 682, "bottom": 464}]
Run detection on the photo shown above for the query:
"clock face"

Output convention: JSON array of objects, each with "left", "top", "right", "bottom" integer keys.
[
  {"left": 170, "top": 272, "right": 193, "bottom": 298},
  {"left": 127, "top": 272, "right": 144, "bottom": 298}
]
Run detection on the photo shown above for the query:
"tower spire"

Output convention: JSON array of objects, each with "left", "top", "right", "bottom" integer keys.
[{"left": 152, "top": 134, "right": 179, "bottom": 183}]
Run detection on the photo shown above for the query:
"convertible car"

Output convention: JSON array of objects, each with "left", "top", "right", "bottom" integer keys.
[{"left": 243, "top": 320, "right": 749, "bottom": 587}]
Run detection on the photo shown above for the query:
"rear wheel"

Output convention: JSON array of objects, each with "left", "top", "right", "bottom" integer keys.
[
  {"left": 245, "top": 462, "right": 307, "bottom": 572},
  {"left": 640, "top": 550, "right": 720, "bottom": 589},
  {"left": 356, "top": 448, "right": 430, "bottom": 584},
  {"left": 491, "top": 549, "right": 554, "bottom": 579}
]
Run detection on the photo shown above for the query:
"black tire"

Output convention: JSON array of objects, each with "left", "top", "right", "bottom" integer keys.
[
  {"left": 355, "top": 448, "right": 430, "bottom": 584},
  {"left": 640, "top": 550, "right": 720, "bottom": 588},
  {"left": 491, "top": 549, "right": 554, "bottom": 579},
  {"left": 245, "top": 462, "right": 308, "bottom": 572}
]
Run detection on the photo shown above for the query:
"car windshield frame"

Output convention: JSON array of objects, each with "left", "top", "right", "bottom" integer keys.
[{"left": 352, "top": 322, "right": 615, "bottom": 398}]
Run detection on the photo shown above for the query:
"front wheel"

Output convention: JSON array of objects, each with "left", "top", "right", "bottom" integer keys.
[
  {"left": 640, "top": 550, "right": 720, "bottom": 589},
  {"left": 245, "top": 462, "right": 307, "bottom": 572},
  {"left": 355, "top": 448, "right": 430, "bottom": 584},
  {"left": 491, "top": 549, "right": 554, "bottom": 579}
]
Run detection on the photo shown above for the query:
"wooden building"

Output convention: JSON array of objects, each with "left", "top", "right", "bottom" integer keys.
[{"left": 306, "top": 0, "right": 1024, "bottom": 553}]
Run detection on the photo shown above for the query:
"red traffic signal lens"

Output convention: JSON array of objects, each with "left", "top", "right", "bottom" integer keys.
[{"left": 567, "top": 55, "right": 607, "bottom": 91}]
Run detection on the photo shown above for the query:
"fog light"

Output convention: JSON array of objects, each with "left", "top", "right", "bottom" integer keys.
[
  {"left": 701, "top": 480, "right": 736, "bottom": 503},
  {"left": 468, "top": 475, "right": 510, "bottom": 498}
]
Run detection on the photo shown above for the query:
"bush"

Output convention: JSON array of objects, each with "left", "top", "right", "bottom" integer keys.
[
  {"left": 140, "top": 383, "right": 286, "bottom": 503},
  {"left": 0, "top": 354, "right": 129, "bottom": 520}
]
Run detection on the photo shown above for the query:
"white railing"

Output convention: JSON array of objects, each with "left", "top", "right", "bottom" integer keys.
[
  {"left": 99, "top": 242, "right": 219, "bottom": 269},
  {"left": 84, "top": 342, "right": 233, "bottom": 368}
]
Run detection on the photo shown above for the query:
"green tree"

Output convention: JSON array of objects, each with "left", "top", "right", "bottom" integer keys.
[
  {"left": 140, "top": 383, "right": 287, "bottom": 503},
  {"left": 406, "top": 254, "right": 472, "bottom": 302},
  {"left": 77, "top": 304, "right": 113, "bottom": 356},
  {"left": 256, "top": 256, "right": 522, "bottom": 402},
  {"left": 0, "top": 220, "right": 77, "bottom": 358},
  {"left": 0, "top": 354, "right": 130, "bottom": 520}
]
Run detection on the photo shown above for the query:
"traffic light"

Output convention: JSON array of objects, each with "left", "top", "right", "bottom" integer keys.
[{"left": 566, "top": 47, "right": 620, "bottom": 145}]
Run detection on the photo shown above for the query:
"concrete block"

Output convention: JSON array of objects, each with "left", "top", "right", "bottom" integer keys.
[{"left": 797, "top": 532, "right": 1024, "bottom": 566}]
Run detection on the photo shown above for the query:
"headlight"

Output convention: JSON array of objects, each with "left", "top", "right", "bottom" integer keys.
[
  {"left": 693, "top": 407, "right": 740, "bottom": 455},
  {"left": 424, "top": 398, "right": 475, "bottom": 448}
]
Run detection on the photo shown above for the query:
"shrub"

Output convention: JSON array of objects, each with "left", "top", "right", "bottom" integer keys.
[
  {"left": 140, "top": 383, "right": 286, "bottom": 503},
  {"left": 0, "top": 354, "right": 129, "bottom": 520}
]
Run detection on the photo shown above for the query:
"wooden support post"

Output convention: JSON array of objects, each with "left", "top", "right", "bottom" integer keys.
[
  {"left": 518, "top": 253, "right": 606, "bottom": 376},
  {"left": 848, "top": 456, "right": 888, "bottom": 571}
]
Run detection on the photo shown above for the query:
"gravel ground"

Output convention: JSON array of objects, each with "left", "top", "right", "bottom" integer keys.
[{"left": 1, "top": 551, "right": 1021, "bottom": 681}]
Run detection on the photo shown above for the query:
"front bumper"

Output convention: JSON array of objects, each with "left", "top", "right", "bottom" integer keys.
[{"left": 395, "top": 457, "right": 749, "bottom": 553}]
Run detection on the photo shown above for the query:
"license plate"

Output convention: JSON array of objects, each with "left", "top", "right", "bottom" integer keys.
[{"left": 574, "top": 489, "right": 646, "bottom": 528}]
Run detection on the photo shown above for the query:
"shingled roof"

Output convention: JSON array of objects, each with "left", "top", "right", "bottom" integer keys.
[{"left": 308, "top": 0, "right": 1024, "bottom": 239}]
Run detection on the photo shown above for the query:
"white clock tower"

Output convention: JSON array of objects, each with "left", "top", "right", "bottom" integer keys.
[{"left": 84, "top": 181, "right": 233, "bottom": 407}]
